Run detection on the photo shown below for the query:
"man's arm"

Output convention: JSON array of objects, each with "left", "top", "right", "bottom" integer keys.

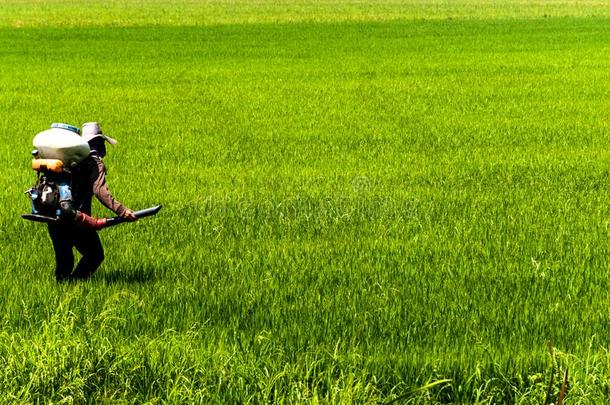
[{"left": 91, "top": 156, "right": 136, "bottom": 220}]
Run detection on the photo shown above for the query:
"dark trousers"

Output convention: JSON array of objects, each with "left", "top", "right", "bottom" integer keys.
[{"left": 48, "top": 223, "right": 104, "bottom": 281}]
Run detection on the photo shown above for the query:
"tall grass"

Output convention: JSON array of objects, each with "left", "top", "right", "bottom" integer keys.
[{"left": 2, "top": 1, "right": 610, "bottom": 402}]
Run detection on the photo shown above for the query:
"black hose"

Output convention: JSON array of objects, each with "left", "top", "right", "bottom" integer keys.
[{"left": 104, "top": 205, "right": 163, "bottom": 228}]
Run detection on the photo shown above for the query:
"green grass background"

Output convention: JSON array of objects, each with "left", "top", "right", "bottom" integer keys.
[{"left": 2, "top": 1, "right": 610, "bottom": 402}]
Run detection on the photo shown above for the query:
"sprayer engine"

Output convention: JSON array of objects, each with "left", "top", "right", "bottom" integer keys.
[
  {"left": 23, "top": 124, "right": 88, "bottom": 224},
  {"left": 25, "top": 158, "right": 73, "bottom": 221}
]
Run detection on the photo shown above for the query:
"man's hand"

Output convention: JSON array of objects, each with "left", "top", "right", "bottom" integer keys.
[{"left": 121, "top": 209, "right": 138, "bottom": 222}]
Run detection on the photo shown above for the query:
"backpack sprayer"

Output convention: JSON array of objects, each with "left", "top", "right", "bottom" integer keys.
[{"left": 22, "top": 123, "right": 161, "bottom": 230}]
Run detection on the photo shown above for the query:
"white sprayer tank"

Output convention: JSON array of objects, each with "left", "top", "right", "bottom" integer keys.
[{"left": 33, "top": 128, "right": 90, "bottom": 168}]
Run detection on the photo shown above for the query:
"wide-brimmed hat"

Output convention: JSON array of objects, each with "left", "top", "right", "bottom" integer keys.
[{"left": 81, "top": 122, "right": 118, "bottom": 145}]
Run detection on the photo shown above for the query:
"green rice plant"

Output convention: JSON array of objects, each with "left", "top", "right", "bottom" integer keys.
[{"left": 3, "top": 0, "right": 610, "bottom": 402}]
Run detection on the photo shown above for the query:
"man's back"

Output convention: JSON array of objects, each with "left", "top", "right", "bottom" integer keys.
[{"left": 71, "top": 154, "right": 126, "bottom": 217}]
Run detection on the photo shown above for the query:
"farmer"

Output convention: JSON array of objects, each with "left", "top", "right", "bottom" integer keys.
[{"left": 48, "top": 122, "right": 137, "bottom": 281}]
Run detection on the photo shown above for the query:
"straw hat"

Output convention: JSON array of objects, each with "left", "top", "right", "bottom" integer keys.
[{"left": 81, "top": 122, "right": 118, "bottom": 145}]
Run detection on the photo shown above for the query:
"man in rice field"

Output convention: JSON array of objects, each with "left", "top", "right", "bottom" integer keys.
[{"left": 48, "top": 122, "right": 137, "bottom": 282}]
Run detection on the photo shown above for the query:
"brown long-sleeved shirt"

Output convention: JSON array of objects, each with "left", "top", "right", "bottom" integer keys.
[{"left": 71, "top": 154, "right": 127, "bottom": 216}]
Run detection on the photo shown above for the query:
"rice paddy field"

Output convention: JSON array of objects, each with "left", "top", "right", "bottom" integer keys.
[{"left": 3, "top": 0, "right": 610, "bottom": 402}]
